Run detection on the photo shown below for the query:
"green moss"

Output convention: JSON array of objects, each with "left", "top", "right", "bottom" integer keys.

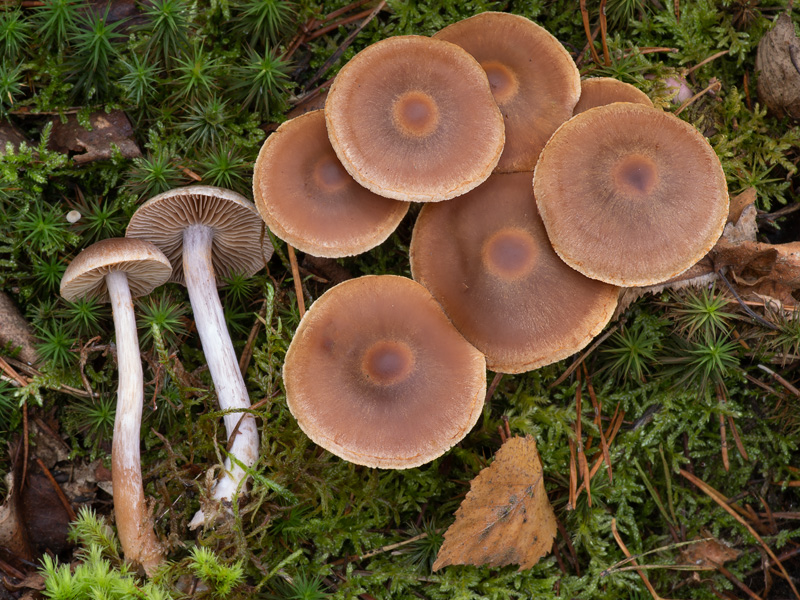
[{"left": 1, "top": 0, "right": 798, "bottom": 598}]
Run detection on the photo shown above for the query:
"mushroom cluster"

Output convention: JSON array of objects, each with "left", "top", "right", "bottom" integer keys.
[
  {"left": 264, "top": 11, "right": 729, "bottom": 470},
  {"left": 58, "top": 8, "right": 731, "bottom": 574}
]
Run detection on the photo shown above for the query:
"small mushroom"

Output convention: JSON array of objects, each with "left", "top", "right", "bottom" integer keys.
[
  {"left": 410, "top": 172, "right": 619, "bottom": 373},
  {"left": 325, "top": 35, "right": 505, "bottom": 202},
  {"left": 126, "top": 185, "right": 273, "bottom": 528},
  {"left": 253, "top": 110, "right": 409, "bottom": 257},
  {"left": 60, "top": 238, "right": 172, "bottom": 575},
  {"left": 533, "top": 103, "right": 729, "bottom": 287},
  {"left": 434, "top": 12, "right": 580, "bottom": 172},
  {"left": 573, "top": 77, "right": 653, "bottom": 115},
  {"left": 283, "top": 275, "right": 486, "bottom": 469}
]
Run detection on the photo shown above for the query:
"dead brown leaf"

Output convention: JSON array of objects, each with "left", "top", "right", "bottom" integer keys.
[
  {"left": 680, "top": 537, "right": 740, "bottom": 570},
  {"left": 712, "top": 241, "right": 800, "bottom": 304},
  {"left": 3, "top": 572, "right": 45, "bottom": 592},
  {"left": 433, "top": 436, "right": 557, "bottom": 571},
  {"left": 0, "top": 121, "right": 29, "bottom": 154},
  {"left": 48, "top": 111, "right": 141, "bottom": 164}
]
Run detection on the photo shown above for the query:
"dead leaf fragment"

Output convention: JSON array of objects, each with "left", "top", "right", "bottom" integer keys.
[
  {"left": 48, "top": 111, "right": 141, "bottom": 164},
  {"left": 433, "top": 436, "right": 557, "bottom": 571},
  {"left": 680, "top": 537, "right": 740, "bottom": 569},
  {"left": 0, "top": 121, "right": 29, "bottom": 154}
]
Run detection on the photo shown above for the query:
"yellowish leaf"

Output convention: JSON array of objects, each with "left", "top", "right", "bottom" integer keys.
[{"left": 433, "top": 436, "right": 557, "bottom": 571}]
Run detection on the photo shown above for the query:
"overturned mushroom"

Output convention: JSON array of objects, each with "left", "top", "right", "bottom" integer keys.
[
  {"left": 126, "top": 185, "right": 273, "bottom": 528},
  {"left": 284, "top": 275, "right": 486, "bottom": 468},
  {"left": 61, "top": 238, "right": 171, "bottom": 575}
]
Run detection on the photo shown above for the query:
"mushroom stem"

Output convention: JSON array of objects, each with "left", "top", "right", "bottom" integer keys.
[
  {"left": 106, "top": 269, "right": 163, "bottom": 575},
  {"left": 183, "top": 224, "right": 259, "bottom": 528}
]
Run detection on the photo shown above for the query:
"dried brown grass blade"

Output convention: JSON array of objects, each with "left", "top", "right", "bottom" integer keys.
[
  {"left": 679, "top": 469, "right": 800, "bottom": 600},
  {"left": 579, "top": 0, "right": 602, "bottom": 65},
  {"left": 286, "top": 243, "right": 306, "bottom": 319},
  {"left": 568, "top": 438, "right": 577, "bottom": 510},
  {"left": 583, "top": 364, "right": 612, "bottom": 483},
  {"left": 598, "top": 0, "right": 611, "bottom": 66},
  {"left": 611, "top": 518, "right": 669, "bottom": 600},
  {"left": 576, "top": 404, "right": 624, "bottom": 498}
]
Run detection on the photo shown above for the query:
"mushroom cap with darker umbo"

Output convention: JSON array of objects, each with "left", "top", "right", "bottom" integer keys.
[
  {"left": 573, "top": 77, "right": 653, "bottom": 115},
  {"left": 283, "top": 275, "right": 487, "bottom": 469},
  {"left": 126, "top": 185, "right": 273, "bottom": 286},
  {"left": 325, "top": 35, "right": 505, "bottom": 202},
  {"left": 434, "top": 12, "right": 580, "bottom": 173},
  {"left": 253, "top": 110, "right": 410, "bottom": 258},
  {"left": 410, "top": 172, "right": 619, "bottom": 374},
  {"left": 533, "top": 103, "right": 729, "bottom": 287},
  {"left": 61, "top": 237, "right": 172, "bottom": 303}
]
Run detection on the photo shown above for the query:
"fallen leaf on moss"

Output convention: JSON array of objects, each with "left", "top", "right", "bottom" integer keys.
[
  {"left": 0, "top": 121, "right": 29, "bottom": 154},
  {"left": 680, "top": 537, "right": 740, "bottom": 569},
  {"left": 433, "top": 436, "right": 556, "bottom": 571},
  {"left": 48, "top": 111, "right": 141, "bottom": 164}
]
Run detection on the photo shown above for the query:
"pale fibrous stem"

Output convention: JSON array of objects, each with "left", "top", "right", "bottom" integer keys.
[
  {"left": 106, "top": 269, "right": 163, "bottom": 575},
  {"left": 183, "top": 224, "right": 259, "bottom": 529}
]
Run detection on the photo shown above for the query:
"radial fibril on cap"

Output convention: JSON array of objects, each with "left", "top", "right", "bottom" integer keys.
[
  {"left": 126, "top": 185, "right": 272, "bottom": 285},
  {"left": 573, "top": 77, "right": 653, "bottom": 115},
  {"left": 325, "top": 35, "right": 505, "bottom": 202},
  {"left": 434, "top": 12, "right": 580, "bottom": 173},
  {"left": 253, "top": 110, "right": 409, "bottom": 258},
  {"left": 61, "top": 237, "right": 172, "bottom": 302},
  {"left": 284, "top": 275, "right": 487, "bottom": 469},
  {"left": 534, "top": 103, "right": 729, "bottom": 287},
  {"left": 410, "top": 172, "right": 619, "bottom": 374}
]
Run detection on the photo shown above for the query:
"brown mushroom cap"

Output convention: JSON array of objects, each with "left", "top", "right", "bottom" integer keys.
[
  {"left": 534, "top": 103, "right": 729, "bottom": 287},
  {"left": 410, "top": 172, "right": 619, "bottom": 374},
  {"left": 434, "top": 12, "right": 580, "bottom": 173},
  {"left": 573, "top": 77, "right": 653, "bottom": 115},
  {"left": 325, "top": 35, "right": 505, "bottom": 202},
  {"left": 284, "top": 275, "right": 487, "bottom": 469},
  {"left": 60, "top": 238, "right": 172, "bottom": 302},
  {"left": 253, "top": 110, "right": 410, "bottom": 258},
  {"left": 126, "top": 185, "right": 273, "bottom": 286}
]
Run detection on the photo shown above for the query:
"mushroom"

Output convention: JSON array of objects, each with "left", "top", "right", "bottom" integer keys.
[
  {"left": 410, "top": 172, "right": 619, "bottom": 374},
  {"left": 434, "top": 12, "right": 580, "bottom": 172},
  {"left": 253, "top": 110, "right": 409, "bottom": 257},
  {"left": 283, "top": 275, "right": 486, "bottom": 469},
  {"left": 325, "top": 35, "right": 505, "bottom": 202},
  {"left": 60, "top": 238, "right": 172, "bottom": 575},
  {"left": 126, "top": 185, "right": 273, "bottom": 528},
  {"left": 533, "top": 103, "right": 729, "bottom": 287},
  {"left": 572, "top": 77, "right": 653, "bottom": 115}
]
